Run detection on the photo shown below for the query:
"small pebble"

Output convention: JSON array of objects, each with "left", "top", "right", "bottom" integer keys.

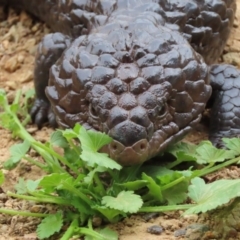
[
  {"left": 30, "top": 205, "right": 45, "bottom": 213},
  {"left": 31, "top": 23, "right": 41, "bottom": 33},
  {"left": 17, "top": 54, "right": 25, "bottom": 63},
  {"left": 24, "top": 38, "right": 36, "bottom": 52},
  {"left": 5, "top": 81, "right": 18, "bottom": 90},
  {"left": 23, "top": 233, "right": 38, "bottom": 240},
  {"left": 174, "top": 228, "right": 187, "bottom": 237},
  {"left": 142, "top": 212, "right": 160, "bottom": 221},
  {"left": 19, "top": 70, "right": 33, "bottom": 83},
  {"left": 1, "top": 40, "right": 9, "bottom": 50},
  {"left": 223, "top": 52, "right": 240, "bottom": 67},
  {"left": 185, "top": 223, "right": 210, "bottom": 239},
  {"left": 147, "top": 225, "right": 163, "bottom": 235},
  {"left": 0, "top": 224, "right": 8, "bottom": 232},
  {"left": 4, "top": 55, "right": 19, "bottom": 72},
  {"left": 20, "top": 12, "right": 32, "bottom": 27},
  {"left": 7, "top": 16, "right": 19, "bottom": 25},
  {"left": 182, "top": 213, "right": 199, "bottom": 222},
  {"left": 92, "top": 216, "right": 103, "bottom": 227},
  {"left": 187, "top": 223, "right": 209, "bottom": 232},
  {"left": 0, "top": 193, "right": 8, "bottom": 202}
]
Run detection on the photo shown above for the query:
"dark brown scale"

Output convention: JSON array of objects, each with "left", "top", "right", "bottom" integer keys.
[{"left": 1, "top": 0, "right": 240, "bottom": 165}]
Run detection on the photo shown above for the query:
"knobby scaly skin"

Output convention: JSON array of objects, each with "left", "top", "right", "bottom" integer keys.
[{"left": 1, "top": 0, "right": 239, "bottom": 165}]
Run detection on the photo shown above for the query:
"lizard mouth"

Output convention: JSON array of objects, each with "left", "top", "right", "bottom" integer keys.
[{"left": 101, "top": 139, "right": 149, "bottom": 166}]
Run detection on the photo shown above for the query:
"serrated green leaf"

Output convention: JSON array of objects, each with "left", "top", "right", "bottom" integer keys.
[
  {"left": 39, "top": 173, "right": 71, "bottom": 193},
  {"left": 15, "top": 178, "right": 27, "bottom": 194},
  {"left": 79, "top": 127, "right": 112, "bottom": 152},
  {"left": 178, "top": 170, "right": 193, "bottom": 178},
  {"left": 62, "top": 128, "right": 79, "bottom": 141},
  {"left": 11, "top": 140, "right": 30, "bottom": 162},
  {"left": 26, "top": 179, "right": 40, "bottom": 192},
  {"left": 50, "top": 130, "right": 68, "bottom": 148},
  {"left": 222, "top": 138, "right": 240, "bottom": 156},
  {"left": 3, "top": 158, "right": 16, "bottom": 170},
  {"left": 162, "top": 180, "right": 188, "bottom": 205},
  {"left": 167, "top": 142, "right": 197, "bottom": 161},
  {"left": 70, "top": 196, "right": 93, "bottom": 215},
  {"left": 142, "top": 166, "right": 174, "bottom": 179},
  {"left": 195, "top": 141, "right": 234, "bottom": 164},
  {"left": 0, "top": 170, "right": 5, "bottom": 185},
  {"left": 37, "top": 212, "right": 63, "bottom": 239},
  {"left": 186, "top": 177, "right": 240, "bottom": 214},
  {"left": 3, "top": 140, "right": 30, "bottom": 169},
  {"left": 64, "top": 147, "right": 81, "bottom": 166},
  {"left": 81, "top": 150, "right": 121, "bottom": 170},
  {"left": 102, "top": 191, "right": 143, "bottom": 213}
]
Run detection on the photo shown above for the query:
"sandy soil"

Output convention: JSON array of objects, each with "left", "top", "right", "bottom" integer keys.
[{"left": 1, "top": 3, "right": 240, "bottom": 240}]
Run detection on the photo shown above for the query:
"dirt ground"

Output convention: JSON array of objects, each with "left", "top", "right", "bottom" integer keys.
[{"left": 1, "top": 3, "right": 240, "bottom": 240}]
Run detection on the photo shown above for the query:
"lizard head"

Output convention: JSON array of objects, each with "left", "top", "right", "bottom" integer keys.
[{"left": 46, "top": 22, "right": 211, "bottom": 165}]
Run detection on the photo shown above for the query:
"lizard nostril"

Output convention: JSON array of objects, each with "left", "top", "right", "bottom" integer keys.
[
  {"left": 112, "top": 144, "right": 118, "bottom": 151},
  {"left": 89, "top": 104, "right": 98, "bottom": 119},
  {"left": 140, "top": 144, "right": 146, "bottom": 150},
  {"left": 158, "top": 103, "right": 167, "bottom": 118},
  {"left": 140, "top": 143, "right": 146, "bottom": 150}
]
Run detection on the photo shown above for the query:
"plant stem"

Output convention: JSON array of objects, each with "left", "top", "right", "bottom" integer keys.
[
  {"left": 77, "top": 227, "right": 105, "bottom": 240},
  {"left": 139, "top": 204, "right": 194, "bottom": 212},
  {"left": 23, "top": 156, "right": 47, "bottom": 169},
  {"left": 60, "top": 218, "right": 78, "bottom": 240},
  {"left": 22, "top": 114, "right": 31, "bottom": 127},
  {"left": 161, "top": 176, "right": 186, "bottom": 191},
  {"left": 0, "top": 208, "right": 47, "bottom": 217},
  {"left": 12, "top": 115, "right": 55, "bottom": 170},
  {"left": 33, "top": 141, "right": 79, "bottom": 174},
  {"left": 93, "top": 174, "right": 106, "bottom": 196},
  {"left": 69, "top": 139, "right": 81, "bottom": 155},
  {"left": 7, "top": 191, "right": 70, "bottom": 205},
  {"left": 13, "top": 89, "right": 21, "bottom": 104},
  {"left": 193, "top": 156, "right": 240, "bottom": 178},
  {"left": 62, "top": 183, "right": 93, "bottom": 206},
  {"left": 87, "top": 218, "right": 93, "bottom": 229},
  {"left": 2, "top": 93, "right": 64, "bottom": 173},
  {"left": 166, "top": 159, "right": 184, "bottom": 169}
]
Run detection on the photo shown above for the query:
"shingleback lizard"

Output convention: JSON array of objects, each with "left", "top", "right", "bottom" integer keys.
[{"left": 0, "top": 0, "right": 240, "bottom": 165}]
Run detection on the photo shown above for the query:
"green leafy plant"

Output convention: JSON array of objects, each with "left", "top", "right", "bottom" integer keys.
[{"left": 1, "top": 89, "right": 240, "bottom": 239}]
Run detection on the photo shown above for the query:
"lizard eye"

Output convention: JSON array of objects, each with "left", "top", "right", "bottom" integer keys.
[{"left": 89, "top": 104, "right": 98, "bottom": 119}]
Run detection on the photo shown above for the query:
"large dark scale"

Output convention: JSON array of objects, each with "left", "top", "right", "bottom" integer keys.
[{"left": 1, "top": 0, "right": 239, "bottom": 165}]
